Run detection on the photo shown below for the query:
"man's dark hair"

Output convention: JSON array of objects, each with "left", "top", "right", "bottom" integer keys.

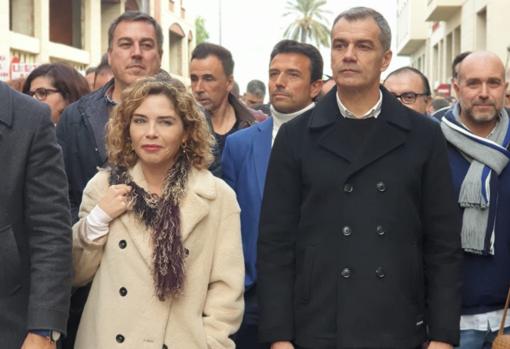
[
  {"left": 384, "top": 66, "right": 431, "bottom": 96},
  {"left": 191, "top": 43, "right": 235, "bottom": 76},
  {"left": 95, "top": 53, "right": 111, "bottom": 75},
  {"left": 332, "top": 7, "right": 391, "bottom": 51},
  {"left": 93, "top": 53, "right": 112, "bottom": 87},
  {"left": 269, "top": 39, "right": 324, "bottom": 82},
  {"left": 451, "top": 51, "right": 471, "bottom": 79},
  {"left": 246, "top": 79, "right": 266, "bottom": 98},
  {"left": 430, "top": 97, "right": 450, "bottom": 112},
  {"left": 108, "top": 11, "right": 163, "bottom": 56}
]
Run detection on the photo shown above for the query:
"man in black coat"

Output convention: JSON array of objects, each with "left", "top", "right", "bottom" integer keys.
[
  {"left": 0, "top": 81, "right": 72, "bottom": 348},
  {"left": 257, "top": 7, "right": 463, "bottom": 349}
]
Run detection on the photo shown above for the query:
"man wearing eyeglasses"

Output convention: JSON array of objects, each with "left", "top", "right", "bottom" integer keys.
[{"left": 383, "top": 66, "right": 432, "bottom": 115}]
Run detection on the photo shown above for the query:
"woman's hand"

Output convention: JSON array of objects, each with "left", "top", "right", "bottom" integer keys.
[
  {"left": 21, "top": 333, "right": 56, "bottom": 349},
  {"left": 271, "top": 341, "right": 294, "bottom": 349},
  {"left": 97, "top": 184, "right": 132, "bottom": 220}
]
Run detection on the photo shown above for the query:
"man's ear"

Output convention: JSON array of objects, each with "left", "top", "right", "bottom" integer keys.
[
  {"left": 425, "top": 96, "right": 432, "bottom": 110},
  {"left": 226, "top": 74, "right": 234, "bottom": 93},
  {"left": 380, "top": 49, "right": 393, "bottom": 72},
  {"left": 310, "top": 79, "right": 323, "bottom": 100},
  {"left": 107, "top": 49, "right": 112, "bottom": 66},
  {"left": 453, "top": 79, "right": 461, "bottom": 96}
]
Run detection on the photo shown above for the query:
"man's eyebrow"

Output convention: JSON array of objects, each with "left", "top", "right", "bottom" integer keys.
[
  {"left": 356, "top": 39, "right": 374, "bottom": 45},
  {"left": 285, "top": 69, "right": 302, "bottom": 75}
]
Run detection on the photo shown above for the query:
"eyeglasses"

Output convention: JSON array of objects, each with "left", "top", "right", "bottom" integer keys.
[
  {"left": 28, "top": 88, "right": 60, "bottom": 101},
  {"left": 391, "top": 92, "right": 429, "bottom": 105}
]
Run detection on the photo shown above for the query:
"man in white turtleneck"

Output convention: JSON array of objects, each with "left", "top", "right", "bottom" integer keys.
[{"left": 221, "top": 39, "right": 323, "bottom": 349}]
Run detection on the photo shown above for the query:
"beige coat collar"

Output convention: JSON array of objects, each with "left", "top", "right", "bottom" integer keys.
[{"left": 121, "top": 162, "right": 216, "bottom": 267}]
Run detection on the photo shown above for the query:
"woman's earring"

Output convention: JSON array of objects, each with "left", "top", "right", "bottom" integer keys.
[{"left": 182, "top": 142, "right": 190, "bottom": 159}]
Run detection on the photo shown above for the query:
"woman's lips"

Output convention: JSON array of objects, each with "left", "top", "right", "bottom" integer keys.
[{"left": 141, "top": 144, "right": 162, "bottom": 152}]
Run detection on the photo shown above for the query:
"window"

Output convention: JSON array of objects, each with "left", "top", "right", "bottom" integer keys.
[
  {"left": 50, "top": 0, "right": 83, "bottom": 48},
  {"left": 10, "top": 0, "right": 34, "bottom": 36}
]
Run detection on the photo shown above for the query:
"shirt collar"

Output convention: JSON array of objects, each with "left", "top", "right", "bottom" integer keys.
[
  {"left": 336, "top": 89, "right": 383, "bottom": 119},
  {"left": 104, "top": 84, "right": 117, "bottom": 106}
]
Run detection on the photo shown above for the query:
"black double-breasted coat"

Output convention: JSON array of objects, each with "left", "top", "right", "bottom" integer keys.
[{"left": 257, "top": 87, "right": 462, "bottom": 349}]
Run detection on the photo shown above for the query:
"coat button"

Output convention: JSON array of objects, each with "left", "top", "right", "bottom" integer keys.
[
  {"left": 343, "top": 183, "right": 354, "bottom": 193},
  {"left": 162, "top": 345, "right": 168, "bottom": 349},
  {"left": 119, "top": 240, "right": 127, "bottom": 249},
  {"left": 342, "top": 226, "right": 352, "bottom": 236},
  {"left": 119, "top": 287, "right": 127, "bottom": 296},
  {"left": 184, "top": 248, "right": 189, "bottom": 256},
  {"left": 340, "top": 267, "right": 351, "bottom": 278},
  {"left": 376, "top": 225, "right": 385, "bottom": 236},
  {"left": 376, "top": 182, "right": 386, "bottom": 192},
  {"left": 375, "top": 267, "right": 385, "bottom": 278},
  {"left": 116, "top": 334, "right": 125, "bottom": 343}
]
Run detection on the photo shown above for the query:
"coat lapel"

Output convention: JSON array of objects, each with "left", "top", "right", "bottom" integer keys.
[
  {"left": 0, "top": 82, "right": 14, "bottom": 143},
  {"left": 310, "top": 86, "right": 412, "bottom": 180},
  {"left": 179, "top": 169, "right": 215, "bottom": 242},
  {"left": 310, "top": 87, "right": 356, "bottom": 163},
  {"left": 253, "top": 118, "right": 273, "bottom": 196},
  {"left": 345, "top": 117, "right": 408, "bottom": 180},
  {"left": 120, "top": 164, "right": 215, "bottom": 268},
  {"left": 82, "top": 81, "right": 114, "bottom": 166}
]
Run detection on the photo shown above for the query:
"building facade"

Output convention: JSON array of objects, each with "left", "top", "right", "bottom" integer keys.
[
  {"left": 396, "top": 0, "right": 509, "bottom": 96},
  {"left": 0, "top": 0, "right": 195, "bottom": 84}
]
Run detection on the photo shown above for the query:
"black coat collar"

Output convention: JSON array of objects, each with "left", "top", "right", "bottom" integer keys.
[
  {"left": 308, "top": 85, "right": 413, "bottom": 181},
  {"left": 308, "top": 85, "right": 411, "bottom": 131}
]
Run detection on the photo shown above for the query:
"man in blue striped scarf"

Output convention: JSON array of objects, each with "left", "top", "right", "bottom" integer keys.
[{"left": 440, "top": 51, "right": 510, "bottom": 349}]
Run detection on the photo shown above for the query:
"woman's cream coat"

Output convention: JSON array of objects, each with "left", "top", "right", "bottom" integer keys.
[{"left": 72, "top": 163, "right": 244, "bottom": 349}]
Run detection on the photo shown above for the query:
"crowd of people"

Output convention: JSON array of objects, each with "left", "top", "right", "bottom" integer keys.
[{"left": 2, "top": 5, "right": 510, "bottom": 349}]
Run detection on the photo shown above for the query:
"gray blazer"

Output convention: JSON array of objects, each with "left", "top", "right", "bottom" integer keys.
[{"left": 0, "top": 82, "right": 72, "bottom": 347}]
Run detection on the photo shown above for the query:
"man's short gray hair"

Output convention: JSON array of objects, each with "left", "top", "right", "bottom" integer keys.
[
  {"left": 332, "top": 7, "right": 391, "bottom": 52},
  {"left": 246, "top": 80, "right": 266, "bottom": 98}
]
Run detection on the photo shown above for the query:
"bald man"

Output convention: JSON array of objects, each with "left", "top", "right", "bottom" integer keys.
[
  {"left": 383, "top": 67, "right": 432, "bottom": 115},
  {"left": 439, "top": 51, "right": 510, "bottom": 348}
]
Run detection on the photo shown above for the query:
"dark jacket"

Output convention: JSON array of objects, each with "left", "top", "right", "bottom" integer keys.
[
  {"left": 0, "top": 82, "right": 72, "bottom": 347},
  {"left": 208, "top": 93, "right": 256, "bottom": 177},
  {"left": 431, "top": 105, "right": 449, "bottom": 121},
  {"left": 257, "top": 87, "right": 463, "bottom": 348},
  {"left": 56, "top": 80, "right": 114, "bottom": 222},
  {"left": 447, "top": 135, "right": 510, "bottom": 315}
]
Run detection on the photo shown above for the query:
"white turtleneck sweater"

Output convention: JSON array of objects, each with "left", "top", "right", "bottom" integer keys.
[{"left": 270, "top": 102, "right": 315, "bottom": 145}]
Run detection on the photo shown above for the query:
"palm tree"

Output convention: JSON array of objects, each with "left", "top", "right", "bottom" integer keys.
[{"left": 283, "top": 0, "right": 331, "bottom": 48}]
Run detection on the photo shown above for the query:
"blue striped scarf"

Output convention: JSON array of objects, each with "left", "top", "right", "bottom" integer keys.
[{"left": 440, "top": 104, "right": 510, "bottom": 255}]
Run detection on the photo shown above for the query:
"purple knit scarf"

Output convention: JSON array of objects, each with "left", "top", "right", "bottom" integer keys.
[{"left": 109, "top": 156, "right": 190, "bottom": 301}]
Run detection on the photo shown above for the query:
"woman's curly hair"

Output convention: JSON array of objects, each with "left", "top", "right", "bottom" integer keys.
[{"left": 107, "top": 77, "right": 215, "bottom": 170}]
